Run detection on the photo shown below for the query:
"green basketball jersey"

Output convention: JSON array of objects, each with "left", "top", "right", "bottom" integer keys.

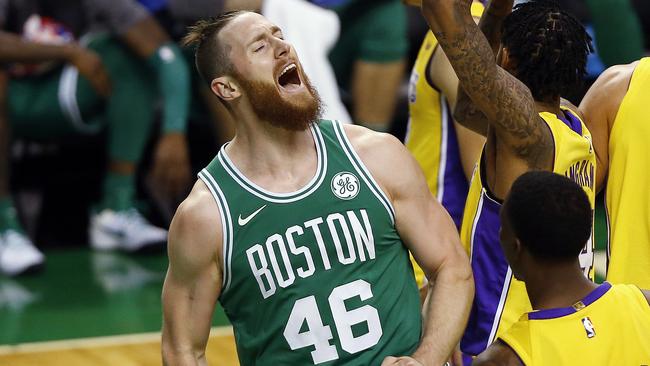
[{"left": 199, "top": 120, "right": 421, "bottom": 365}]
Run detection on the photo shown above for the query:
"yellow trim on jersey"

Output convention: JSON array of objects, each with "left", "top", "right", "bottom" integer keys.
[
  {"left": 500, "top": 284, "right": 650, "bottom": 365},
  {"left": 606, "top": 57, "right": 650, "bottom": 288}
]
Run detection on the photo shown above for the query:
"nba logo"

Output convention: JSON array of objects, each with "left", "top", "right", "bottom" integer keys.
[{"left": 581, "top": 317, "right": 596, "bottom": 338}]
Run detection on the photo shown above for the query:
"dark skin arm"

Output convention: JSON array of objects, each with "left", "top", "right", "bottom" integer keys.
[
  {"left": 428, "top": 9, "right": 485, "bottom": 180},
  {"left": 473, "top": 340, "right": 523, "bottom": 366},
  {"left": 0, "top": 31, "right": 111, "bottom": 96},
  {"left": 453, "top": 0, "right": 512, "bottom": 136},
  {"left": 421, "top": 0, "right": 553, "bottom": 198},
  {"left": 579, "top": 62, "right": 636, "bottom": 193}
]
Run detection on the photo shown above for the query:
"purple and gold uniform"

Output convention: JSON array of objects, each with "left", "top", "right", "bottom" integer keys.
[{"left": 459, "top": 108, "right": 596, "bottom": 356}]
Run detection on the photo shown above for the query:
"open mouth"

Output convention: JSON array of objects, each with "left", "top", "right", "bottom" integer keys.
[{"left": 277, "top": 63, "right": 302, "bottom": 91}]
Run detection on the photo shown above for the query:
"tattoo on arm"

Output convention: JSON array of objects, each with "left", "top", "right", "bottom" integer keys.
[
  {"left": 431, "top": 2, "right": 551, "bottom": 166},
  {"left": 453, "top": 84, "right": 489, "bottom": 136},
  {"left": 453, "top": 4, "right": 507, "bottom": 136}
]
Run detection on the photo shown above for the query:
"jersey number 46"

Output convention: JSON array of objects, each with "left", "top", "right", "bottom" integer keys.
[{"left": 283, "top": 279, "right": 383, "bottom": 364}]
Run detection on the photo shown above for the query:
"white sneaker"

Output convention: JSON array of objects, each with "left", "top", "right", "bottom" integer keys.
[
  {"left": 89, "top": 208, "right": 168, "bottom": 252},
  {"left": 0, "top": 230, "right": 45, "bottom": 276}
]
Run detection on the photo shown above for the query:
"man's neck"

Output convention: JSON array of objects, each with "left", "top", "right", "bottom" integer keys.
[
  {"left": 224, "top": 109, "right": 317, "bottom": 191},
  {"left": 524, "top": 261, "right": 598, "bottom": 311},
  {"left": 535, "top": 97, "right": 562, "bottom": 116}
]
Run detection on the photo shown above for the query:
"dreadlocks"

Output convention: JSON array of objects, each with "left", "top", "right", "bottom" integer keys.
[{"left": 501, "top": 0, "right": 593, "bottom": 102}]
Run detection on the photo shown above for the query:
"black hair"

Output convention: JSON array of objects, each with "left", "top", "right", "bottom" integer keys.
[
  {"left": 182, "top": 11, "right": 249, "bottom": 84},
  {"left": 504, "top": 171, "right": 592, "bottom": 261},
  {"left": 501, "top": 0, "right": 593, "bottom": 102}
]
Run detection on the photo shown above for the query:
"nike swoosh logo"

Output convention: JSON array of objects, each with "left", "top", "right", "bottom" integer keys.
[{"left": 238, "top": 205, "right": 267, "bottom": 226}]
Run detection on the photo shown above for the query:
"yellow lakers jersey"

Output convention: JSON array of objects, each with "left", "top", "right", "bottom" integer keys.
[
  {"left": 606, "top": 57, "right": 650, "bottom": 288},
  {"left": 500, "top": 283, "right": 650, "bottom": 365},
  {"left": 459, "top": 109, "right": 596, "bottom": 356},
  {"left": 406, "top": 1, "right": 484, "bottom": 287}
]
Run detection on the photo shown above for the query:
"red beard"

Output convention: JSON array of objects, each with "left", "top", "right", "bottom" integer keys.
[{"left": 235, "top": 71, "right": 323, "bottom": 131}]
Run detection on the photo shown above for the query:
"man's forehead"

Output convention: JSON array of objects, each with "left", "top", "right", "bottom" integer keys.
[{"left": 220, "top": 13, "right": 280, "bottom": 43}]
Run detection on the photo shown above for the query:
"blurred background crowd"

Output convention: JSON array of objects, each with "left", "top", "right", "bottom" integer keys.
[{"left": 0, "top": 0, "right": 648, "bottom": 276}]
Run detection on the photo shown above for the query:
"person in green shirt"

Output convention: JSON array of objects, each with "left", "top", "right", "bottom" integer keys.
[{"left": 0, "top": 0, "right": 192, "bottom": 276}]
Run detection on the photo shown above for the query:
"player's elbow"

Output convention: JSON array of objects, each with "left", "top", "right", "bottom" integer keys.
[{"left": 437, "top": 244, "right": 474, "bottom": 294}]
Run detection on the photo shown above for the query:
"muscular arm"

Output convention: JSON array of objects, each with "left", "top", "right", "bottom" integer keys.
[
  {"left": 162, "top": 181, "right": 223, "bottom": 366},
  {"left": 422, "top": 0, "right": 552, "bottom": 169},
  {"left": 473, "top": 340, "right": 523, "bottom": 366},
  {"left": 429, "top": 12, "right": 485, "bottom": 180},
  {"left": 346, "top": 125, "right": 474, "bottom": 365},
  {"left": 453, "top": 0, "right": 511, "bottom": 136},
  {"left": 579, "top": 62, "right": 635, "bottom": 193}
]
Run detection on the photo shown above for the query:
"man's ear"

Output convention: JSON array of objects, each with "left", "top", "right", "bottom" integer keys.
[
  {"left": 211, "top": 76, "right": 241, "bottom": 101},
  {"left": 500, "top": 47, "right": 517, "bottom": 75},
  {"left": 514, "top": 237, "right": 523, "bottom": 259}
]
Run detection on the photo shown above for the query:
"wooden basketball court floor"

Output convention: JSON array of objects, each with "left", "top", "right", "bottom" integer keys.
[{"left": 0, "top": 208, "right": 610, "bottom": 365}]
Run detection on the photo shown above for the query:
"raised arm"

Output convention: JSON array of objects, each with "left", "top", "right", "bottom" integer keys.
[
  {"left": 428, "top": 5, "right": 486, "bottom": 180},
  {"left": 453, "top": 0, "right": 512, "bottom": 137},
  {"left": 579, "top": 62, "right": 635, "bottom": 193},
  {"left": 422, "top": 0, "right": 551, "bottom": 166},
  {"left": 345, "top": 125, "right": 474, "bottom": 365},
  {"left": 162, "top": 181, "right": 223, "bottom": 366}
]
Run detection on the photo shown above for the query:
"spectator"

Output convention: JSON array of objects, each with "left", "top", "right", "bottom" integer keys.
[
  {"left": 0, "top": 0, "right": 192, "bottom": 276},
  {"left": 317, "top": 0, "right": 408, "bottom": 131}
]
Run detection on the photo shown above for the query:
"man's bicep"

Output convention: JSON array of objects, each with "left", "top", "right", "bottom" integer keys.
[
  {"left": 162, "top": 196, "right": 222, "bottom": 361},
  {"left": 391, "top": 149, "right": 464, "bottom": 280}
]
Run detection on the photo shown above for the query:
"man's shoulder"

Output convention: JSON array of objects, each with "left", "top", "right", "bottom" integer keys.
[
  {"left": 588, "top": 61, "right": 637, "bottom": 101},
  {"left": 167, "top": 180, "right": 223, "bottom": 277},
  {"left": 602, "top": 62, "right": 636, "bottom": 89},
  {"left": 580, "top": 61, "right": 637, "bottom": 125},
  {"left": 340, "top": 123, "right": 404, "bottom": 158},
  {"left": 170, "top": 180, "right": 222, "bottom": 246},
  {"left": 338, "top": 123, "right": 423, "bottom": 201}
]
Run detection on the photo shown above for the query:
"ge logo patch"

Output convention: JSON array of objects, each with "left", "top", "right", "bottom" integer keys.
[{"left": 331, "top": 172, "right": 360, "bottom": 200}]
